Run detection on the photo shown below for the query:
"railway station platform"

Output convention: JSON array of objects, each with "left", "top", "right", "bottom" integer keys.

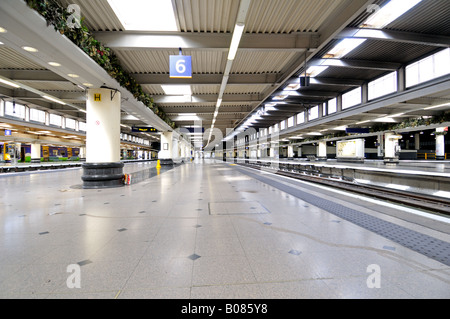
[
  {"left": 234, "top": 158, "right": 450, "bottom": 199},
  {"left": 0, "top": 159, "right": 449, "bottom": 299}
]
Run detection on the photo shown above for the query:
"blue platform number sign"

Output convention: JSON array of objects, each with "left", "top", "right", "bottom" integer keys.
[
  {"left": 5, "top": 129, "right": 11, "bottom": 136},
  {"left": 170, "top": 55, "right": 192, "bottom": 79}
]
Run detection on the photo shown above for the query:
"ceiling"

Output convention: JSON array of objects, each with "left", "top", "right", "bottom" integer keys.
[{"left": 0, "top": 0, "right": 449, "bottom": 149}]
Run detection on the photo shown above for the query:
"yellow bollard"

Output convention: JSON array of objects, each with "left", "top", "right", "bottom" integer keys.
[{"left": 156, "top": 160, "right": 161, "bottom": 169}]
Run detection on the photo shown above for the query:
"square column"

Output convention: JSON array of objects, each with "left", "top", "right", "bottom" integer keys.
[{"left": 158, "top": 131, "right": 175, "bottom": 165}]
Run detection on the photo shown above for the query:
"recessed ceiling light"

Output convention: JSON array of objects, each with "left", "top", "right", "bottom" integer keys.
[
  {"left": 48, "top": 62, "right": 61, "bottom": 67},
  {"left": 161, "top": 85, "right": 191, "bottom": 95},
  {"left": 67, "top": 74, "right": 79, "bottom": 78},
  {"left": 22, "top": 46, "right": 38, "bottom": 52},
  {"left": 83, "top": 82, "right": 93, "bottom": 87},
  {"left": 0, "top": 27, "right": 7, "bottom": 33}
]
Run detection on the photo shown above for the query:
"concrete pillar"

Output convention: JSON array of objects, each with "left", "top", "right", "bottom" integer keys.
[
  {"left": 436, "top": 127, "right": 446, "bottom": 160},
  {"left": 317, "top": 141, "right": 327, "bottom": 161},
  {"left": 384, "top": 132, "right": 401, "bottom": 164},
  {"left": 414, "top": 133, "right": 420, "bottom": 150},
  {"left": 31, "top": 143, "right": 41, "bottom": 163},
  {"left": 377, "top": 133, "right": 384, "bottom": 159},
  {"left": 288, "top": 145, "right": 294, "bottom": 158},
  {"left": 158, "top": 131, "right": 174, "bottom": 165},
  {"left": 81, "top": 88, "right": 123, "bottom": 188}
]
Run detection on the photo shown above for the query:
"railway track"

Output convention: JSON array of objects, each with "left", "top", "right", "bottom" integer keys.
[{"left": 236, "top": 162, "right": 450, "bottom": 216}]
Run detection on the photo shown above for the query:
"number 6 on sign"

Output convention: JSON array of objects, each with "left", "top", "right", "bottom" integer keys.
[{"left": 170, "top": 55, "right": 192, "bottom": 78}]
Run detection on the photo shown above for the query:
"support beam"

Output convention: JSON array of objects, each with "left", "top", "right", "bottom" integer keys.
[
  {"left": 0, "top": 69, "right": 68, "bottom": 82},
  {"left": 339, "top": 28, "right": 450, "bottom": 48},
  {"left": 309, "top": 59, "right": 401, "bottom": 71},
  {"left": 153, "top": 93, "right": 262, "bottom": 104},
  {"left": 92, "top": 31, "right": 320, "bottom": 52},
  {"left": 134, "top": 73, "right": 280, "bottom": 86}
]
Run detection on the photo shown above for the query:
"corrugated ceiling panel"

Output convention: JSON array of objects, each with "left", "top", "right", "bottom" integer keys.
[
  {"left": 225, "top": 84, "right": 270, "bottom": 95},
  {"left": 231, "top": 51, "right": 298, "bottom": 74},
  {"left": 344, "top": 40, "right": 440, "bottom": 64},
  {"left": 191, "top": 84, "right": 220, "bottom": 95},
  {"left": 0, "top": 47, "right": 46, "bottom": 70},
  {"left": 385, "top": 0, "right": 450, "bottom": 35},
  {"left": 58, "top": 0, "right": 124, "bottom": 31},
  {"left": 174, "top": 0, "right": 240, "bottom": 33},
  {"left": 141, "top": 84, "right": 165, "bottom": 95},
  {"left": 245, "top": 0, "right": 346, "bottom": 33}
]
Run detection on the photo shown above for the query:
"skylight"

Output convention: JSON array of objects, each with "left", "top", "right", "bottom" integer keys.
[
  {"left": 361, "top": 0, "right": 423, "bottom": 29},
  {"left": 323, "top": 38, "right": 366, "bottom": 59},
  {"left": 107, "top": 0, "right": 178, "bottom": 31}
]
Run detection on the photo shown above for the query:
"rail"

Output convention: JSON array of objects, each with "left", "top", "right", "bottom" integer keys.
[{"left": 235, "top": 161, "right": 450, "bottom": 216}]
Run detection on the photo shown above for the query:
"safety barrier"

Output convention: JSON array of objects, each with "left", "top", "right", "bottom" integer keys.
[{"left": 417, "top": 153, "right": 448, "bottom": 160}]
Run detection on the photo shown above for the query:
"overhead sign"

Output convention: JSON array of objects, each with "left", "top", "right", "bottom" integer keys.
[
  {"left": 4, "top": 129, "right": 11, "bottom": 136},
  {"left": 184, "top": 127, "right": 204, "bottom": 133},
  {"left": 132, "top": 126, "right": 158, "bottom": 133},
  {"left": 170, "top": 55, "right": 192, "bottom": 79},
  {"left": 346, "top": 128, "right": 370, "bottom": 134}
]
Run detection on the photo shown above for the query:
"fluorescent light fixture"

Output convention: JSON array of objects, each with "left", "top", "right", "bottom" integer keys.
[
  {"left": 67, "top": 74, "right": 79, "bottom": 78},
  {"left": 43, "top": 95, "right": 66, "bottom": 105},
  {"left": 374, "top": 117, "right": 396, "bottom": 123},
  {"left": 22, "top": 46, "right": 38, "bottom": 52},
  {"left": 0, "top": 78, "right": 20, "bottom": 88},
  {"left": 83, "top": 83, "right": 94, "bottom": 87},
  {"left": 353, "top": 29, "right": 389, "bottom": 39},
  {"left": 387, "top": 113, "right": 404, "bottom": 118},
  {"left": 0, "top": 41, "right": 3, "bottom": 45},
  {"left": 307, "top": 132, "right": 322, "bottom": 136},
  {"left": 424, "top": 102, "right": 450, "bottom": 110},
  {"left": 361, "top": 0, "right": 423, "bottom": 29},
  {"left": 161, "top": 85, "right": 191, "bottom": 95},
  {"left": 48, "top": 62, "right": 61, "bottom": 67},
  {"left": 228, "top": 23, "right": 245, "bottom": 61},
  {"left": 107, "top": 0, "right": 178, "bottom": 31},
  {"left": 216, "top": 98, "right": 222, "bottom": 108},
  {"left": 323, "top": 38, "right": 367, "bottom": 59},
  {"left": 356, "top": 120, "right": 371, "bottom": 124},
  {"left": 0, "top": 27, "right": 7, "bottom": 33},
  {"left": 333, "top": 126, "right": 347, "bottom": 131},
  {"left": 306, "top": 65, "right": 329, "bottom": 77},
  {"left": 323, "top": 38, "right": 366, "bottom": 59}
]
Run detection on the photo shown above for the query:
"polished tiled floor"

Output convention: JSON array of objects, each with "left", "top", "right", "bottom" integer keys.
[{"left": 0, "top": 160, "right": 449, "bottom": 299}]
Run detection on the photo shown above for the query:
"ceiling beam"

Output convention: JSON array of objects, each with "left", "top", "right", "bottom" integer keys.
[
  {"left": 339, "top": 27, "right": 450, "bottom": 47},
  {"left": 92, "top": 31, "right": 320, "bottom": 52},
  {"left": 153, "top": 93, "right": 262, "bottom": 104},
  {"left": 309, "top": 58, "right": 402, "bottom": 71},
  {"left": 0, "top": 69, "right": 69, "bottom": 82},
  {"left": 134, "top": 73, "right": 280, "bottom": 86}
]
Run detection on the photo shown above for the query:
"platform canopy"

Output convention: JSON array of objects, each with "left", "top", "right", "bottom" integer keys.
[{"left": 0, "top": 0, "right": 449, "bottom": 149}]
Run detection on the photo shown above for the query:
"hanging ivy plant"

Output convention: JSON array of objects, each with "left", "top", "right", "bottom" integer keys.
[{"left": 25, "top": 0, "right": 176, "bottom": 129}]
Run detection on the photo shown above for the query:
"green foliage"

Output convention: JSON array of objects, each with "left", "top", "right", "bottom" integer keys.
[{"left": 26, "top": 0, "right": 175, "bottom": 129}]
